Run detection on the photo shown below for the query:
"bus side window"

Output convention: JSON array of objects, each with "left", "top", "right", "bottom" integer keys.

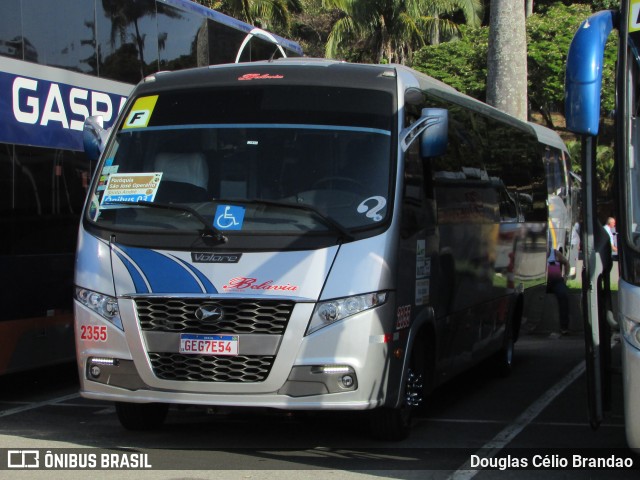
[
  {"left": 400, "top": 142, "right": 426, "bottom": 238},
  {"left": 487, "top": 121, "right": 545, "bottom": 222},
  {"left": 430, "top": 104, "right": 495, "bottom": 225}
]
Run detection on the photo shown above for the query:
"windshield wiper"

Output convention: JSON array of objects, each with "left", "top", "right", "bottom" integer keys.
[
  {"left": 104, "top": 200, "right": 227, "bottom": 243},
  {"left": 226, "top": 198, "right": 354, "bottom": 242}
]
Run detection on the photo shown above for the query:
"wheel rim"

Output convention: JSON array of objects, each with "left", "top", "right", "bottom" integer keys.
[{"left": 405, "top": 368, "right": 424, "bottom": 407}]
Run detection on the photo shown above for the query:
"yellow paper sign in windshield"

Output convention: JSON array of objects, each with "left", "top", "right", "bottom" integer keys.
[
  {"left": 630, "top": 0, "right": 640, "bottom": 33},
  {"left": 122, "top": 95, "right": 159, "bottom": 129}
]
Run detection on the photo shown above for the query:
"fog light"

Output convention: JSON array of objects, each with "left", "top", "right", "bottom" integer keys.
[
  {"left": 88, "top": 357, "right": 118, "bottom": 379},
  {"left": 341, "top": 375, "right": 354, "bottom": 388},
  {"left": 320, "top": 365, "right": 351, "bottom": 374},
  {"left": 90, "top": 357, "right": 118, "bottom": 366}
]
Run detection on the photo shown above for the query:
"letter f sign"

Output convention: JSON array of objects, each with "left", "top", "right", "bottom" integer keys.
[{"left": 124, "top": 109, "right": 150, "bottom": 128}]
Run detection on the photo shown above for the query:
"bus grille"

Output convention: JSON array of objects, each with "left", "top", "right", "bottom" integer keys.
[
  {"left": 148, "top": 352, "right": 274, "bottom": 382},
  {"left": 135, "top": 298, "right": 294, "bottom": 334}
]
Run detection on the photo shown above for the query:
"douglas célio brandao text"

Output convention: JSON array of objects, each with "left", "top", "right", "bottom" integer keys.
[{"left": 470, "top": 454, "right": 635, "bottom": 470}]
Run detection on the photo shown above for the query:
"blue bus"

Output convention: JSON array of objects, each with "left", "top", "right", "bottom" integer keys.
[{"left": 0, "top": 0, "right": 301, "bottom": 375}]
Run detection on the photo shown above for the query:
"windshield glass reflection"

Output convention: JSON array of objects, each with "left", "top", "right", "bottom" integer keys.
[{"left": 90, "top": 125, "right": 392, "bottom": 235}]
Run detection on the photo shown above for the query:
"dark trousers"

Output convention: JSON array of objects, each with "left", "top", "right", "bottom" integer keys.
[{"left": 549, "top": 279, "right": 570, "bottom": 330}]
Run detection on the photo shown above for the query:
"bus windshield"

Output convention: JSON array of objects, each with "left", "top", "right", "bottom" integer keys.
[{"left": 87, "top": 86, "right": 394, "bottom": 238}]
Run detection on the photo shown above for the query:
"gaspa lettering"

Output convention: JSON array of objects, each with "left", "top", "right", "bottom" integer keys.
[
  {"left": 11, "top": 76, "right": 127, "bottom": 131},
  {"left": 222, "top": 277, "right": 298, "bottom": 291}
]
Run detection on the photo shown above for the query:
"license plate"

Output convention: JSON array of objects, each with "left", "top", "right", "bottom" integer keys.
[{"left": 179, "top": 334, "right": 239, "bottom": 356}]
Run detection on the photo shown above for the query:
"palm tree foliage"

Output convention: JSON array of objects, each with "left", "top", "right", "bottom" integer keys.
[
  {"left": 322, "top": 0, "right": 483, "bottom": 63},
  {"left": 215, "top": 0, "right": 303, "bottom": 33},
  {"left": 101, "top": 0, "right": 177, "bottom": 79}
]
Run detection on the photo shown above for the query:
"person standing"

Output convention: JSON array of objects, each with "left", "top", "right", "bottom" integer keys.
[
  {"left": 548, "top": 246, "right": 571, "bottom": 335},
  {"left": 603, "top": 217, "right": 618, "bottom": 260},
  {"left": 570, "top": 221, "right": 580, "bottom": 277}
]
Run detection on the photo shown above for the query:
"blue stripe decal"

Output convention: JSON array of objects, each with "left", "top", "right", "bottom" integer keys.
[
  {"left": 170, "top": 255, "right": 218, "bottom": 294},
  {"left": 117, "top": 245, "right": 205, "bottom": 293},
  {"left": 113, "top": 249, "right": 150, "bottom": 294}
]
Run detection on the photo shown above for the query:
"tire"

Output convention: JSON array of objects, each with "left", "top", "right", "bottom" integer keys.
[
  {"left": 368, "top": 343, "right": 427, "bottom": 441},
  {"left": 115, "top": 402, "right": 168, "bottom": 431}
]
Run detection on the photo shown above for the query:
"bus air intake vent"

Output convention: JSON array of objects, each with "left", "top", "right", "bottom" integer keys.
[
  {"left": 148, "top": 352, "right": 274, "bottom": 382},
  {"left": 135, "top": 299, "right": 294, "bottom": 334}
]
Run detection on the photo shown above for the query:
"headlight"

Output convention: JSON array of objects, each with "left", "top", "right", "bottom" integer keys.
[
  {"left": 306, "top": 292, "right": 387, "bottom": 335},
  {"left": 75, "top": 287, "right": 123, "bottom": 330},
  {"left": 621, "top": 315, "right": 640, "bottom": 351}
]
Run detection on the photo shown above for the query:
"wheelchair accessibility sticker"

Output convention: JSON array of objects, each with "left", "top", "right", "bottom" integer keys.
[{"left": 215, "top": 205, "right": 245, "bottom": 230}]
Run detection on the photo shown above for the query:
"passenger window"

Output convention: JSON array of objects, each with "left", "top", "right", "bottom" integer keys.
[
  {"left": 400, "top": 138, "right": 434, "bottom": 238},
  {"left": 431, "top": 105, "right": 496, "bottom": 225},
  {"left": 486, "top": 120, "right": 545, "bottom": 222}
]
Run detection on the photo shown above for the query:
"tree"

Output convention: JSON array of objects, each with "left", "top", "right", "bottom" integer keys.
[
  {"left": 195, "top": 1, "right": 224, "bottom": 9},
  {"left": 526, "top": 3, "right": 613, "bottom": 127},
  {"left": 592, "top": 0, "right": 620, "bottom": 9},
  {"left": 101, "top": 0, "right": 165, "bottom": 80},
  {"left": 412, "top": 25, "right": 488, "bottom": 100},
  {"left": 322, "top": 0, "right": 483, "bottom": 64},
  {"left": 414, "top": 2, "right": 616, "bottom": 122},
  {"left": 422, "top": 0, "right": 484, "bottom": 45},
  {"left": 486, "top": 0, "right": 527, "bottom": 120},
  {"left": 290, "top": 0, "right": 341, "bottom": 58},
  {"left": 211, "top": 0, "right": 302, "bottom": 33},
  {"left": 565, "top": 140, "right": 615, "bottom": 199}
]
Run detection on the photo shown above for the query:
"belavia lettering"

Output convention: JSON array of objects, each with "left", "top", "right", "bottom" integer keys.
[
  {"left": 222, "top": 277, "right": 298, "bottom": 291},
  {"left": 238, "top": 73, "right": 284, "bottom": 81}
]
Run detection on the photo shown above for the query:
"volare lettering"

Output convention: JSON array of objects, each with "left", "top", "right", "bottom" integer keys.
[
  {"left": 12, "top": 76, "right": 126, "bottom": 131},
  {"left": 191, "top": 253, "right": 242, "bottom": 263}
]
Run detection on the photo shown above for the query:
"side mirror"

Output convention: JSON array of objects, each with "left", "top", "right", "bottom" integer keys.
[
  {"left": 419, "top": 108, "right": 448, "bottom": 158},
  {"left": 83, "top": 116, "right": 107, "bottom": 161}
]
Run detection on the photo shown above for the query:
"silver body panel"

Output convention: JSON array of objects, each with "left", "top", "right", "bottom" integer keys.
[{"left": 618, "top": 280, "right": 640, "bottom": 449}]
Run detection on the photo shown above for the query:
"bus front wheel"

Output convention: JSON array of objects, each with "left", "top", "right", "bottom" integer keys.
[
  {"left": 368, "top": 405, "right": 412, "bottom": 441},
  {"left": 368, "top": 358, "right": 424, "bottom": 441}
]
